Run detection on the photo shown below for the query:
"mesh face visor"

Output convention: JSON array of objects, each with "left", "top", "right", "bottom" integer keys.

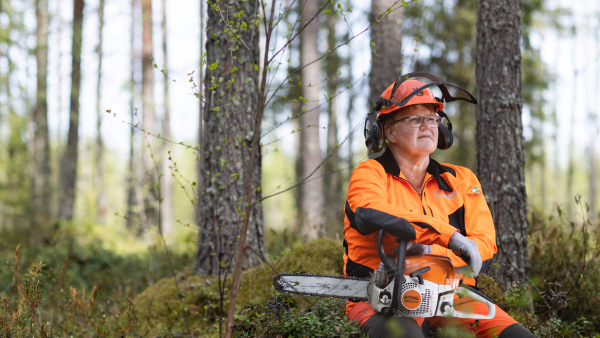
[{"left": 383, "top": 72, "right": 477, "bottom": 108}]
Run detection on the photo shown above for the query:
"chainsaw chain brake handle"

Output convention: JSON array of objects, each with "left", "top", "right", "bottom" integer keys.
[
  {"left": 440, "top": 284, "right": 496, "bottom": 319},
  {"left": 377, "top": 229, "right": 408, "bottom": 317}
]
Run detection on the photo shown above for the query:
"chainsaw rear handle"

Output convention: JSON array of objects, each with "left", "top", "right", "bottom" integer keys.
[
  {"left": 441, "top": 286, "right": 496, "bottom": 319},
  {"left": 377, "top": 229, "right": 408, "bottom": 317}
]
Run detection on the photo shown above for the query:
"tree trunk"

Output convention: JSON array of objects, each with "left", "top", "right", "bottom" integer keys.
[
  {"left": 195, "top": 0, "right": 266, "bottom": 275},
  {"left": 368, "top": 0, "right": 403, "bottom": 106},
  {"left": 196, "top": 0, "right": 205, "bottom": 212},
  {"left": 589, "top": 31, "right": 598, "bottom": 222},
  {"left": 161, "top": 0, "right": 173, "bottom": 234},
  {"left": 95, "top": 0, "right": 107, "bottom": 224},
  {"left": 126, "top": 0, "right": 137, "bottom": 229},
  {"left": 33, "top": 0, "right": 51, "bottom": 222},
  {"left": 475, "top": 0, "right": 528, "bottom": 284},
  {"left": 140, "top": 0, "right": 157, "bottom": 230},
  {"left": 58, "top": 0, "right": 84, "bottom": 220},
  {"left": 324, "top": 6, "right": 342, "bottom": 235},
  {"left": 299, "top": 0, "right": 324, "bottom": 241},
  {"left": 566, "top": 33, "right": 577, "bottom": 218}
]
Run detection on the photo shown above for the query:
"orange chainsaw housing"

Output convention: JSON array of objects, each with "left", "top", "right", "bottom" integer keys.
[{"left": 404, "top": 255, "right": 460, "bottom": 289}]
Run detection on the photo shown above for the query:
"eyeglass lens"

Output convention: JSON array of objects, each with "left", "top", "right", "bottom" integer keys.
[{"left": 408, "top": 116, "right": 441, "bottom": 127}]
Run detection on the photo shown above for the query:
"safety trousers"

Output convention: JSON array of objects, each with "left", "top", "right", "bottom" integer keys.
[{"left": 347, "top": 299, "right": 536, "bottom": 338}]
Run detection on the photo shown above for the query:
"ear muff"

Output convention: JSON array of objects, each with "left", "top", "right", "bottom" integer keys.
[
  {"left": 437, "top": 110, "right": 453, "bottom": 150},
  {"left": 364, "top": 99, "right": 385, "bottom": 153},
  {"left": 365, "top": 120, "right": 384, "bottom": 153}
]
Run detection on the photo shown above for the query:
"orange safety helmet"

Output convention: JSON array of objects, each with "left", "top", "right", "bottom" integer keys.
[{"left": 378, "top": 79, "right": 444, "bottom": 118}]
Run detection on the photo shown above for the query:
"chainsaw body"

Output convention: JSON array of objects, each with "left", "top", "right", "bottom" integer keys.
[{"left": 273, "top": 228, "right": 496, "bottom": 319}]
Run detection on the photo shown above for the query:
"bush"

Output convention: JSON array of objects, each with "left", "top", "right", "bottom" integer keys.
[{"left": 234, "top": 296, "right": 366, "bottom": 338}]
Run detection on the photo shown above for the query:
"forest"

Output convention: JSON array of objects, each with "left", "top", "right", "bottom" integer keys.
[{"left": 0, "top": 0, "right": 598, "bottom": 337}]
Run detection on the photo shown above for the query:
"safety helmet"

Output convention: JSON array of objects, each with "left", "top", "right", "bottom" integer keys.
[
  {"left": 378, "top": 79, "right": 444, "bottom": 118},
  {"left": 364, "top": 72, "right": 478, "bottom": 153}
]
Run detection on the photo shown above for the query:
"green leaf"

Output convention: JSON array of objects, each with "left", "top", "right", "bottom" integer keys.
[{"left": 208, "top": 62, "right": 219, "bottom": 70}]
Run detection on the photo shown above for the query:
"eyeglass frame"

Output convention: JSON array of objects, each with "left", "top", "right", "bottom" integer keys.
[{"left": 391, "top": 114, "right": 442, "bottom": 128}]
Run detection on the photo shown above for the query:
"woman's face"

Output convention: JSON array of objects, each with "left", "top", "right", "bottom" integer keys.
[{"left": 383, "top": 104, "right": 439, "bottom": 157}]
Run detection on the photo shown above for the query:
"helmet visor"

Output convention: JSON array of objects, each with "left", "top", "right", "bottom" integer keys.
[{"left": 385, "top": 72, "right": 477, "bottom": 109}]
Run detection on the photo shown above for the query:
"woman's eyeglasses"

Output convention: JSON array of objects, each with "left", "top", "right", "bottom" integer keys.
[{"left": 392, "top": 115, "right": 441, "bottom": 128}]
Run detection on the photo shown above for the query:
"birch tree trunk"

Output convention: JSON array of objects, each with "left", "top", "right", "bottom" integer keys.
[
  {"left": 368, "top": 0, "right": 403, "bottom": 106},
  {"left": 140, "top": 0, "right": 157, "bottom": 230},
  {"left": 58, "top": 0, "right": 84, "bottom": 220},
  {"left": 475, "top": 0, "right": 529, "bottom": 284},
  {"left": 33, "top": 0, "right": 51, "bottom": 221},
  {"left": 161, "top": 0, "right": 173, "bottom": 234},
  {"left": 95, "top": 0, "right": 107, "bottom": 223},
  {"left": 195, "top": 0, "right": 266, "bottom": 275},
  {"left": 299, "top": 0, "right": 324, "bottom": 241}
]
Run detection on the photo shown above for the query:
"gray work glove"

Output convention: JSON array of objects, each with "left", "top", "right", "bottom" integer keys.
[
  {"left": 448, "top": 232, "right": 482, "bottom": 278},
  {"left": 393, "top": 242, "right": 431, "bottom": 256}
]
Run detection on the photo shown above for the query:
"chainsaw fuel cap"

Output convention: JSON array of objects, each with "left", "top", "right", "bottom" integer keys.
[{"left": 401, "top": 289, "right": 422, "bottom": 310}]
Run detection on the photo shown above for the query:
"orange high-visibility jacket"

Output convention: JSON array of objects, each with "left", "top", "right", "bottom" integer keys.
[{"left": 343, "top": 149, "right": 497, "bottom": 314}]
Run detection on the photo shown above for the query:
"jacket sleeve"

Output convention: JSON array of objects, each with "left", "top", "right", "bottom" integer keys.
[
  {"left": 347, "top": 161, "right": 458, "bottom": 247},
  {"left": 430, "top": 170, "right": 497, "bottom": 269}
]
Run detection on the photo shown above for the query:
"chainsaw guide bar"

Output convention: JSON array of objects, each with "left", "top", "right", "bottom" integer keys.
[{"left": 273, "top": 273, "right": 370, "bottom": 300}]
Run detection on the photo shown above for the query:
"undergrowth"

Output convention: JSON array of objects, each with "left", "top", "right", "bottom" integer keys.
[
  {"left": 0, "top": 205, "right": 598, "bottom": 337},
  {"left": 234, "top": 296, "right": 366, "bottom": 338}
]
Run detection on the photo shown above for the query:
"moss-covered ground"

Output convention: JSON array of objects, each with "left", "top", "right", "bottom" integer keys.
[{"left": 133, "top": 238, "right": 345, "bottom": 336}]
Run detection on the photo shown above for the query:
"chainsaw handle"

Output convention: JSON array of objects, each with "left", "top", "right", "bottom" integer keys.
[
  {"left": 377, "top": 229, "right": 395, "bottom": 273},
  {"left": 383, "top": 235, "right": 408, "bottom": 317},
  {"left": 445, "top": 286, "right": 496, "bottom": 320}
]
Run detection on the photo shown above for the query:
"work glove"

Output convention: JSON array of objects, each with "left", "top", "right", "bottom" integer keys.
[
  {"left": 448, "top": 232, "right": 482, "bottom": 278},
  {"left": 394, "top": 242, "right": 431, "bottom": 256}
]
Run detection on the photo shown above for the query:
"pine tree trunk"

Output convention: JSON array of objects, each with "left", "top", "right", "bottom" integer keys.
[
  {"left": 197, "top": 0, "right": 205, "bottom": 211},
  {"left": 126, "top": 0, "right": 137, "bottom": 229},
  {"left": 140, "top": 0, "right": 157, "bottom": 230},
  {"left": 324, "top": 7, "right": 342, "bottom": 234},
  {"left": 161, "top": 0, "right": 173, "bottom": 234},
  {"left": 95, "top": 0, "right": 107, "bottom": 224},
  {"left": 475, "top": 0, "right": 529, "bottom": 284},
  {"left": 58, "top": 0, "right": 84, "bottom": 220},
  {"left": 299, "top": 0, "right": 324, "bottom": 241},
  {"left": 33, "top": 0, "right": 51, "bottom": 221},
  {"left": 368, "top": 0, "right": 403, "bottom": 106},
  {"left": 195, "top": 0, "right": 266, "bottom": 275}
]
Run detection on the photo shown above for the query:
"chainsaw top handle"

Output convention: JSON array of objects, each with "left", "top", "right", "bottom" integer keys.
[{"left": 377, "top": 229, "right": 408, "bottom": 317}]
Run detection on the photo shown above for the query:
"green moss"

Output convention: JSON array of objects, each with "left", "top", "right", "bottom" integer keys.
[{"left": 132, "top": 238, "right": 345, "bottom": 336}]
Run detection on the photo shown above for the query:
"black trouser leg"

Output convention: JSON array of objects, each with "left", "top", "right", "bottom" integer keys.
[
  {"left": 363, "top": 313, "right": 424, "bottom": 338},
  {"left": 498, "top": 323, "right": 537, "bottom": 338}
]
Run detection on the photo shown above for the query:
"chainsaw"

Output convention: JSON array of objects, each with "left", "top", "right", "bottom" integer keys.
[{"left": 273, "top": 229, "right": 496, "bottom": 319}]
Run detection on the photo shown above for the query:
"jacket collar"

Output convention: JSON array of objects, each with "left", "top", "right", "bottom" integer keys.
[{"left": 374, "top": 148, "right": 454, "bottom": 192}]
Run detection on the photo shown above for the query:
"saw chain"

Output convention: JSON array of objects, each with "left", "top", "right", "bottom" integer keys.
[{"left": 273, "top": 272, "right": 370, "bottom": 300}]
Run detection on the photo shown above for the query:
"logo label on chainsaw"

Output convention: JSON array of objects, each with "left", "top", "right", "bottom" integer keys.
[{"left": 401, "top": 290, "right": 422, "bottom": 310}]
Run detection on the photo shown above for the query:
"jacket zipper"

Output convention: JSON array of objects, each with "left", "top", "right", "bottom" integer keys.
[{"left": 398, "top": 176, "right": 433, "bottom": 216}]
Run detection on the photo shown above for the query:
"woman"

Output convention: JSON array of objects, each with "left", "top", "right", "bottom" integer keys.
[{"left": 342, "top": 76, "right": 536, "bottom": 338}]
